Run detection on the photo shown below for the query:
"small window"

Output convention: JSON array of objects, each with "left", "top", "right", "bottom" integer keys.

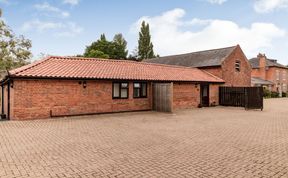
[
  {"left": 133, "top": 82, "right": 147, "bottom": 98},
  {"left": 235, "top": 60, "right": 241, "bottom": 72},
  {"left": 113, "top": 82, "right": 129, "bottom": 99},
  {"left": 276, "top": 70, "right": 280, "bottom": 81},
  {"left": 282, "top": 71, "right": 286, "bottom": 81}
]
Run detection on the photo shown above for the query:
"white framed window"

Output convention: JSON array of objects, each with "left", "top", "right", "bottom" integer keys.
[
  {"left": 133, "top": 82, "right": 147, "bottom": 98},
  {"left": 276, "top": 70, "right": 280, "bottom": 81},
  {"left": 113, "top": 82, "right": 129, "bottom": 99},
  {"left": 283, "top": 71, "right": 286, "bottom": 81}
]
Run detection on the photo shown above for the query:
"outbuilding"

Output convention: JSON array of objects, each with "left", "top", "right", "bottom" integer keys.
[
  {"left": 1, "top": 56, "right": 223, "bottom": 120},
  {"left": 145, "top": 45, "right": 252, "bottom": 87}
]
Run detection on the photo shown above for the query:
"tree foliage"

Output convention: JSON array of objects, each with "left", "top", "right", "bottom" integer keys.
[
  {"left": 84, "top": 33, "right": 128, "bottom": 59},
  {"left": 137, "top": 21, "right": 155, "bottom": 60},
  {"left": 0, "top": 9, "right": 32, "bottom": 71}
]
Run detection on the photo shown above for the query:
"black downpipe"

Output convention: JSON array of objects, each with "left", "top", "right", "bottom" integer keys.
[
  {"left": 7, "top": 80, "right": 10, "bottom": 120},
  {"left": 1, "top": 84, "right": 3, "bottom": 115}
]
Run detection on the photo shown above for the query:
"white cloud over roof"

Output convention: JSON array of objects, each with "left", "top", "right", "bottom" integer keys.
[{"left": 131, "top": 8, "right": 286, "bottom": 57}]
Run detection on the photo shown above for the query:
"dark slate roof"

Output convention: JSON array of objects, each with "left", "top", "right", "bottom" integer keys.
[
  {"left": 251, "top": 77, "right": 274, "bottom": 85},
  {"left": 144, "top": 46, "right": 237, "bottom": 68},
  {"left": 249, "top": 58, "right": 288, "bottom": 69}
]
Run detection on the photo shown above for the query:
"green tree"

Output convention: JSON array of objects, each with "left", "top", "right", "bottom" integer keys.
[
  {"left": 84, "top": 34, "right": 111, "bottom": 59},
  {"left": 0, "top": 9, "right": 32, "bottom": 70},
  {"left": 112, "top": 33, "right": 128, "bottom": 59},
  {"left": 137, "top": 21, "right": 155, "bottom": 60},
  {"left": 84, "top": 33, "right": 128, "bottom": 59}
]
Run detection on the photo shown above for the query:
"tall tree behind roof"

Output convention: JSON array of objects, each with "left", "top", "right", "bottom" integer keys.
[{"left": 138, "top": 21, "right": 155, "bottom": 61}]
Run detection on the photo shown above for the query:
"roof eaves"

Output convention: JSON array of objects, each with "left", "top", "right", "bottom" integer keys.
[{"left": 9, "top": 56, "right": 53, "bottom": 76}]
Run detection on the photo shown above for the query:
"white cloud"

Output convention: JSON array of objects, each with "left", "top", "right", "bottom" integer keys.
[
  {"left": 63, "top": 0, "right": 80, "bottom": 6},
  {"left": 254, "top": 0, "right": 288, "bottom": 13},
  {"left": 0, "top": 0, "right": 9, "bottom": 4},
  {"left": 21, "top": 20, "right": 83, "bottom": 37},
  {"left": 22, "top": 20, "right": 63, "bottom": 32},
  {"left": 55, "top": 22, "right": 83, "bottom": 37},
  {"left": 206, "top": 0, "right": 227, "bottom": 4},
  {"left": 130, "top": 8, "right": 286, "bottom": 57},
  {"left": 34, "top": 2, "right": 70, "bottom": 18}
]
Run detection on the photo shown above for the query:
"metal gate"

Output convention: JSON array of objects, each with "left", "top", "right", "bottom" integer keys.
[
  {"left": 219, "top": 87, "right": 263, "bottom": 110},
  {"left": 152, "top": 83, "right": 173, "bottom": 112}
]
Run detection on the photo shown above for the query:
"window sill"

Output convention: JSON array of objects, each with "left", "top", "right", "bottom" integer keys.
[{"left": 133, "top": 97, "right": 148, "bottom": 99}]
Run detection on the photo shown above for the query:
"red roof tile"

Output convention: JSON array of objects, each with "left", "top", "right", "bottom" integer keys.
[{"left": 8, "top": 56, "right": 224, "bottom": 83}]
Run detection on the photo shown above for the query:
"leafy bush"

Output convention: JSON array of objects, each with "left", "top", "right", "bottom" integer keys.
[
  {"left": 271, "top": 91, "right": 280, "bottom": 98},
  {"left": 282, "top": 92, "right": 287, "bottom": 97},
  {"left": 263, "top": 89, "right": 271, "bottom": 98}
]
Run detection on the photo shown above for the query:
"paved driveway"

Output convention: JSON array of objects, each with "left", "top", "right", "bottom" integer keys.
[{"left": 0, "top": 99, "right": 288, "bottom": 177}]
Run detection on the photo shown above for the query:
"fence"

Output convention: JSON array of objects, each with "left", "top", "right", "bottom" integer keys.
[{"left": 219, "top": 87, "right": 263, "bottom": 110}]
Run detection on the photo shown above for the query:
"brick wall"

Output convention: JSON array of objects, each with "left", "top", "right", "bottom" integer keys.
[
  {"left": 266, "top": 67, "right": 288, "bottom": 92},
  {"left": 202, "top": 46, "right": 251, "bottom": 87},
  {"left": 10, "top": 79, "right": 152, "bottom": 120},
  {"left": 6, "top": 79, "right": 222, "bottom": 120},
  {"left": 173, "top": 83, "right": 200, "bottom": 110},
  {"left": 202, "top": 67, "right": 223, "bottom": 80},
  {"left": 221, "top": 46, "right": 252, "bottom": 87},
  {"left": 173, "top": 83, "right": 221, "bottom": 110}
]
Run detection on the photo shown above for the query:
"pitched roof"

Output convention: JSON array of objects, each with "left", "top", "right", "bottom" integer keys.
[
  {"left": 144, "top": 46, "right": 237, "bottom": 67},
  {"left": 251, "top": 77, "right": 274, "bottom": 86},
  {"left": 7, "top": 56, "right": 224, "bottom": 83},
  {"left": 249, "top": 57, "right": 288, "bottom": 69}
]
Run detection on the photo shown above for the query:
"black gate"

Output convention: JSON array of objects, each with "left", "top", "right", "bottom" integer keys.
[{"left": 219, "top": 87, "right": 263, "bottom": 110}]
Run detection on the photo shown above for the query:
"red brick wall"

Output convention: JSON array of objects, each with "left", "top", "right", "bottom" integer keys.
[
  {"left": 202, "top": 67, "right": 223, "bottom": 79},
  {"left": 266, "top": 67, "right": 288, "bottom": 92},
  {"left": 173, "top": 83, "right": 221, "bottom": 110},
  {"left": 252, "top": 64, "right": 288, "bottom": 92},
  {"left": 221, "top": 46, "right": 252, "bottom": 87},
  {"left": 173, "top": 83, "right": 200, "bottom": 110},
  {"left": 201, "top": 46, "right": 251, "bottom": 87},
  {"left": 251, "top": 69, "right": 262, "bottom": 79},
  {"left": 10, "top": 79, "right": 152, "bottom": 120}
]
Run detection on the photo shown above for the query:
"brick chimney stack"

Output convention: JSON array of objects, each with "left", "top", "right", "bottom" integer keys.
[{"left": 257, "top": 53, "right": 267, "bottom": 80}]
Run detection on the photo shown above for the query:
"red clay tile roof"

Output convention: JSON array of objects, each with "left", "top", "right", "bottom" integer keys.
[{"left": 8, "top": 56, "right": 224, "bottom": 83}]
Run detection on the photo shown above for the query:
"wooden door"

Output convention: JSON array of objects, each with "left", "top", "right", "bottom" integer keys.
[{"left": 200, "top": 84, "right": 209, "bottom": 107}]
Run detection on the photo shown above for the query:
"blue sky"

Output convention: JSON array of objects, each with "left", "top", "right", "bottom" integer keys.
[{"left": 1, "top": 0, "right": 288, "bottom": 64}]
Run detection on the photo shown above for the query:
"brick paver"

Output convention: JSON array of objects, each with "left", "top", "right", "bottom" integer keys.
[{"left": 0, "top": 99, "right": 288, "bottom": 177}]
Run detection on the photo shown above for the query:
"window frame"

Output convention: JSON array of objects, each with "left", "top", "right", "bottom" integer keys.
[
  {"left": 282, "top": 71, "right": 286, "bottom": 81},
  {"left": 235, "top": 60, "right": 241, "bottom": 72},
  {"left": 133, "top": 82, "right": 148, "bottom": 98},
  {"left": 276, "top": 70, "right": 280, "bottom": 81},
  {"left": 112, "top": 82, "right": 129, "bottom": 99}
]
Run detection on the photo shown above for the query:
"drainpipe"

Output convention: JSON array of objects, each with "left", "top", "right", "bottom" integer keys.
[
  {"left": 7, "top": 80, "right": 10, "bottom": 120},
  {"left": 1, "top": 83, "right": 3, "bottom": 115}
]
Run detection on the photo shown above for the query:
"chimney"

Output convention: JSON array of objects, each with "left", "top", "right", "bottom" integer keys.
[{"left": 257, "top": 53, "right": 267, "bottom": 80}]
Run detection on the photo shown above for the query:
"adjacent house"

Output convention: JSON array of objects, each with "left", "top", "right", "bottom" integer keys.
[
  {"left": 249, "top": 53, "right": 288, "bottom": 96},
  {"left": 1, "top": 56, "right": 223, "bottom": 120},
  {"left": 145, "top": 45, "right": 252, "bottom": 87}
]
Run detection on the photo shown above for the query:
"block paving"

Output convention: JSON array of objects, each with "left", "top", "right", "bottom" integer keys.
[{"left": 0, "top": 98, "right": 288, "bottom": 177}]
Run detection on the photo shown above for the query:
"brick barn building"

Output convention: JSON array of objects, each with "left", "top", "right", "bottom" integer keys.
[
  {"left": 145, "top": 45, "right": 252, "bottom": 87},
  {"left": 1, "top": 56, "right": 223, "bottom": 120}
]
